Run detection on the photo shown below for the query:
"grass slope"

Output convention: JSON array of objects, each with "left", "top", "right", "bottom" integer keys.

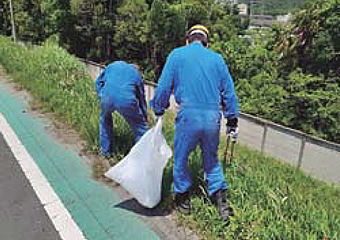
[{"left": 0, "top": 36, "right": 339, "bottom": 239}]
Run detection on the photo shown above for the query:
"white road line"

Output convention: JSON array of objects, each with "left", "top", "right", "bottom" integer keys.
[{"left": 0, "top": 113, "right": 87, "bottom": 240}]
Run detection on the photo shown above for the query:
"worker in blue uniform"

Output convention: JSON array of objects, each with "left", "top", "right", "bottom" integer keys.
[
  {"left": 95, "top": 61, "right": 148, "bottom": 157},
  {"left": 150, "top": 25, "right": 239, "bottom": 223}
]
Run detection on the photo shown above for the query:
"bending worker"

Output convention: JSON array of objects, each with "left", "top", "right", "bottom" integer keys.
[
  {"left": 150, "top": 25, "right": 239, "bottom": 223},
  {"left": 95, "top": 61, "right": 148, "bottom": 157}
]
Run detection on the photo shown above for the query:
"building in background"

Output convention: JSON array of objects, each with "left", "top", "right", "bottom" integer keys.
[
  {"left": 236, "top": 1, "right": 292, "bottom": 28},
  {"left": 238, "top": 3, "right": 248, "bottom": 16}
]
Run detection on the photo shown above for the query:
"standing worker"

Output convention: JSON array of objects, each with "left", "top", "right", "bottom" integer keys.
[
  {"left": 150, "top": 25, "right": 239, "bottom": 223},
  {"left": 95, "top": 61, "right": 148, "bottom": 157}
]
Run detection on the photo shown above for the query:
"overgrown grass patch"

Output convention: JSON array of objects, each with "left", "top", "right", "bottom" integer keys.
[
  {"left": 187, "top": 142, "right": 339, "bottom": 239},
  {"left": 1, "top": 36, "right": 339, "bottom": 240},
  {"left": 0, "top": 36, "right": 101, "bottom": 153}
]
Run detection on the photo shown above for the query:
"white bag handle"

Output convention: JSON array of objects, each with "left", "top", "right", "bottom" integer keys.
[
  {"left": 155, "top": 116, "right": 163, "bottom": 133},
  {"left": 152, "top": 116, "right": 163, "bottom": 145}
]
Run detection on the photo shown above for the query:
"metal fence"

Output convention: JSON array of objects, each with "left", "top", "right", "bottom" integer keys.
[{"left": 82, "top": 60, "right": 340, "bottom": 184}]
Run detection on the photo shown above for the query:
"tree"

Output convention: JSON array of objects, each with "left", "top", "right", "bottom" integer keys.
[
  {"left": 148, "top": 0, "right": 186, "bottom": 80},
  {"left": 9, "top": 0, "right": 60, "bottom": 43},
  {"left": 0, "top": 0, "right": 70, "bottom": 44},
  {"left": 284, "top": 70, "right": 340, "bottom": 142},
  {"left": 114, "top": 0, "right": 149, "bottom": 63},
  {"left": 70, "top": 0, "right": 119, "bottom": 62},
  {"left": 237, "top": 70, "right": 288, "bottom": 123},
  {"left": 277, "top": 0, "right": 340, "bottom": 77},
  {"left": 0, "top": 1, "right": 11, "bottom": 36}
]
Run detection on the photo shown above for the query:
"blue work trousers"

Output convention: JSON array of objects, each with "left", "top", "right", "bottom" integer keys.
[
  {"left": 100, "top": 96, "right": 148, "bottom": 156},
  {"left": 174, "top": 109, "right": 227, "bottom": 196}
]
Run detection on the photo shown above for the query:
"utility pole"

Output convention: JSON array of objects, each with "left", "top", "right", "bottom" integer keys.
[{"left": 9, "top": 0, "right": 16, "bottom": 42}]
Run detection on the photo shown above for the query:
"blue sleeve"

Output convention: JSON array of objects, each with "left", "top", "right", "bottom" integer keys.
[
  {"left": 150, "top": 52, "right": 175, "bottom": 116},
  {"left": 220, "top": 58, "right": 239, "bottom": 119},
  {"left": 135, "top": 73, "right": 148, "bottom": 120},
  {"left": 95, "top": 68, "right": 106, "bottom": 94}
]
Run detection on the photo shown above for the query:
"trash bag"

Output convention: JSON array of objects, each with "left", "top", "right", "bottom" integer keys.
[{"left": 105, "top": 117, "right": 172, "bottom": 208}]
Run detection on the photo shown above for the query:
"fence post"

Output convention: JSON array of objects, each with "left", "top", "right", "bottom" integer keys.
[
  {"left": 261, "top": 123, "right": 268, "bottom": 155},
  {"left": 297, "top": 137, "right": 306, "bottom": 168}
]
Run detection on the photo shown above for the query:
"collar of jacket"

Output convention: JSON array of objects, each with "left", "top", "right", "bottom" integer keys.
[{"left": 189, "top": 41, "right": 204, "bottom": 46}]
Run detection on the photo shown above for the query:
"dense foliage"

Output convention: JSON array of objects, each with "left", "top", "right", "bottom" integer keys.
[
  {"left": 0, "top": 0, "right": 244, "bottom": 74},
  {"left": 235, "top": 0, "right": 340, "bottom": 143},
  {"left": 1, "top": 36, "right": 339, "bottom": 240},
  {"left": 0, "top": 0, "right": 339, "bottom": 142}
]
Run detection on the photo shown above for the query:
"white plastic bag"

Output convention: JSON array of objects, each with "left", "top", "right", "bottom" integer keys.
[{"left": 105, "top": 117, "right": 172, "bottom": 208}]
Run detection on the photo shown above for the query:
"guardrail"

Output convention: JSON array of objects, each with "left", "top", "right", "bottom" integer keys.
[{"left": 82, "top": 59, "right": 340, "bottom": 184}]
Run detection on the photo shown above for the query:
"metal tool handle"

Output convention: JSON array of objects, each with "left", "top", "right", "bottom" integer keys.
[{"left": 223, "top": 135, "right": 236, "bottom": 174}]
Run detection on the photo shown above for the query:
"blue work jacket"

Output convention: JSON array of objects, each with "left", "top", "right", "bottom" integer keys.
[
  {"left": 150, "top": 42, "right": 239, "bottom": 119},
  {"left": 95, "top": 61, "right": 147, "bottom": 118}
]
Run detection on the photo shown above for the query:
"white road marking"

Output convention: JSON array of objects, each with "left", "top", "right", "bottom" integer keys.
[{"left": 0, "top": 113, "right": 87, "bottom": 240}]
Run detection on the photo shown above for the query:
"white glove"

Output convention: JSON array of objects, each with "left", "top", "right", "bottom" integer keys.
[{"left": 226, "top": 126, "right": 239, "bottom": 142}]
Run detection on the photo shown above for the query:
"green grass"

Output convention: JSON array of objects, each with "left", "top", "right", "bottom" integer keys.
[
  {"left": 161, "top": 112, "right": 340, "bottom": 239},
  {"left": 0, "top": 36, "right": 103, "bottom": 153},
  {"left": 1, "top": 36, "right": 339, "bottom": 240}
]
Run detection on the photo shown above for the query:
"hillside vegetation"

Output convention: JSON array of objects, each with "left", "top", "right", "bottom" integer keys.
[
  {"left": 2, "top": 0, "right": 339, "bottom": 144},
  {"left": 1, "top": 36, "right": 339, "bottom": 240}
]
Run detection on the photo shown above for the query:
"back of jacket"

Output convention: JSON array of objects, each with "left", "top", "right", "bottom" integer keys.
[
  {"left": 151, "top": 42, "right": 239, "bottom": 118},
  {"left": 96, "top": 61, "right": 141, "bottom": 108}
]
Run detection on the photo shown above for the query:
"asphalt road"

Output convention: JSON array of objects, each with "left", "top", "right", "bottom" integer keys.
[{"left": 0, "top": 132, "right": 62, "bottom": 240}]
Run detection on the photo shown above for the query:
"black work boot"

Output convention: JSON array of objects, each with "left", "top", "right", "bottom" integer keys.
[
  {"left": 211, "top": 189, "right": 234, "bottom": 223},
  {"left": 174, "top": 192, "right": 191, "bottom": 215}
]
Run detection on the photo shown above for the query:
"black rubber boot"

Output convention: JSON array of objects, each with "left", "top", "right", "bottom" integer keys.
[
  {"left": 174, "top": 191, "right": 191, "bottom": 215},
  {"left": 211, "top": 189, "right": 234, "bottom": 223}
]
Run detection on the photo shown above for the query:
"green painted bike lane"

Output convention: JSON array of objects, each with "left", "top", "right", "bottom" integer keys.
[{"left": 0, "top": 80, "right": 160, "bottom": 240}]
